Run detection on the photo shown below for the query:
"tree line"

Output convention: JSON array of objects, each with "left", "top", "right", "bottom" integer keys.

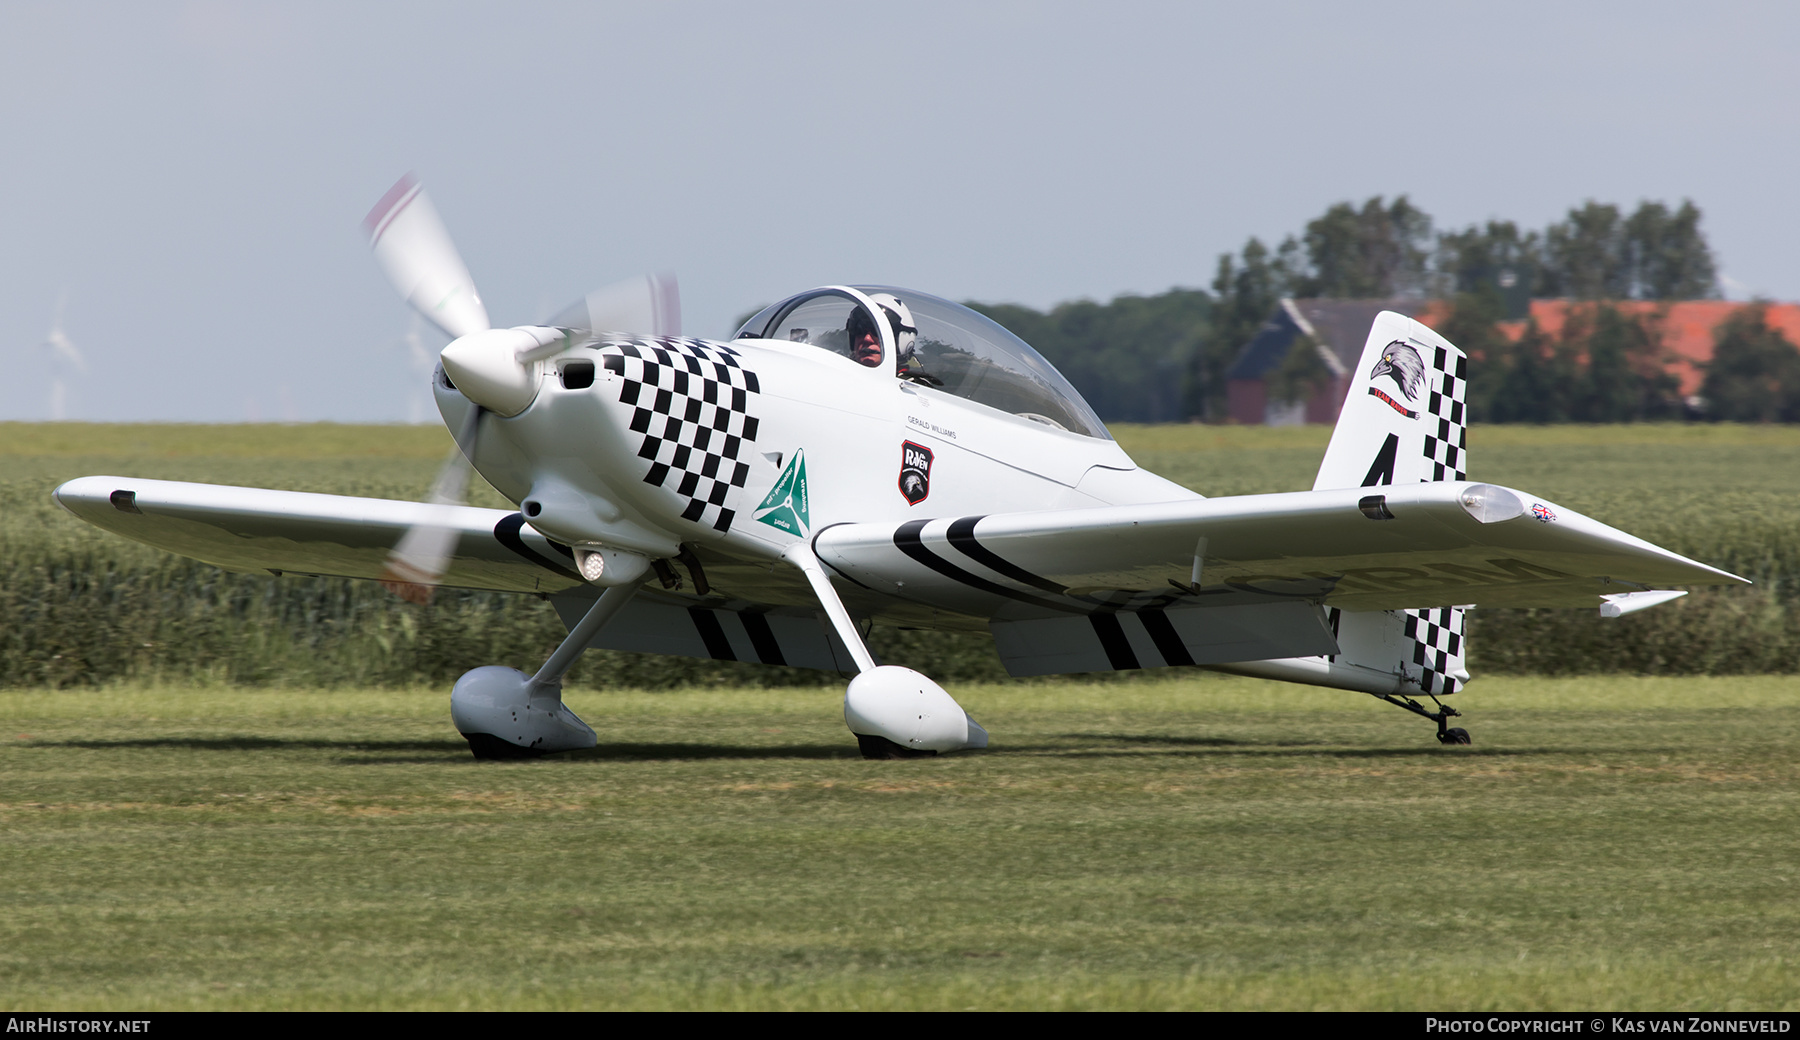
[{"left": 968, "top": 196, "right": 1800, "bottom": 424}]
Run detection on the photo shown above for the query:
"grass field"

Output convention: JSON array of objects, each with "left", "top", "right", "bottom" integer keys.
[{"left": 2, "top": 676, "right": 1797, "bottom": 1011}]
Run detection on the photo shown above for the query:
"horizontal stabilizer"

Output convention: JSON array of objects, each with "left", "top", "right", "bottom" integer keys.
[{"left": 1600, "top": 589, "right": 1688, "bottom": 617}]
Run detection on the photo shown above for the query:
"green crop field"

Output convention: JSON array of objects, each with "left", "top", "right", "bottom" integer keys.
[
  {"left": 2, "top": 422, "right": 1799, "bottom": 1009},
  {"left": 3, "top": 421, "right": 1799, "bottom": 689}
]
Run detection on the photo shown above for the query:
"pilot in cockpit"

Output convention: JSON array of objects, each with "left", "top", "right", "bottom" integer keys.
[{"left": 847, "top": 293, "right": 919, "bottom": 374}]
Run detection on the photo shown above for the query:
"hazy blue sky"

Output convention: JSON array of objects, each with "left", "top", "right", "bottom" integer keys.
[{"left": 4, "top": 1, "right": 1796, "bottom": 422}]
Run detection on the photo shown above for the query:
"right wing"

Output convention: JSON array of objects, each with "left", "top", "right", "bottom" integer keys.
[
  {"left": 53, "top": 476, "right": 586, "bottom": 595},
  {"left": 813, "top": 480, "right": 1747, "bottom": 615},
  {"left": 812, "top": 481, "right": 1746, "bottom": 681}
]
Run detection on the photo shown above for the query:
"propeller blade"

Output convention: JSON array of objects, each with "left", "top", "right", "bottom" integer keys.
[
  {"left": 379, "top": 406, "right": 482, "bottom": 604},
  {"left": 365, "top": 175, "right": 491, "bottom": 340},
  {"left": 548, "top": 273, "right": 680, "bottom": 338}
]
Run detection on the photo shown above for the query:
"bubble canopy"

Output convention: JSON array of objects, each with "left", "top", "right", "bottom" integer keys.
[{"left": 735, "top": 286, "right": 1110, "bottom": 440}]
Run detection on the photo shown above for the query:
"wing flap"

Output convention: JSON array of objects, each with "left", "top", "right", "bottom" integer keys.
[
  {"left": 814, "top": 482, "right": 1746, "bottom": 615},
  {"left": 53, "top": 476, "right": 585, "bottom": 594}
]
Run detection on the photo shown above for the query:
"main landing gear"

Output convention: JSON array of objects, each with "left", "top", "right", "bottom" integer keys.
[
  {"left": 446, "top": 545, "right": 986, "bottom": 761},
  {"left": 449, "top": 581, "right": 641, "bottom": 760},
  {"left": 1371, "top": 691, "right": 1471, "bottom": 745},
  {"left": 782, "top": 545, "right": 987, "bottom": 760}
]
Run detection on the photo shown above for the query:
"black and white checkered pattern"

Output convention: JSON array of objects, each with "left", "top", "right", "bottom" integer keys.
[
  {"left": 1421, "top": 347, "right": 1468, "bottom": 481},
  {"left": 600, "top": 337, "right": 760, "bottom": 533},
  {"left": 1402, "top": 346, "right": 1469, "bottom": 694},
  {"left": 1403, "top": 606, "right": 1465, "bottom": 696}
]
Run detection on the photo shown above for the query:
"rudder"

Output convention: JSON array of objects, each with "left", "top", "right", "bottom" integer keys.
[
  {"left": 1310, "top": 312, "right": 1470, "bottom": 697},
  {"left": 1314, "top": 311, "right": 1468, "bottom": 491}
]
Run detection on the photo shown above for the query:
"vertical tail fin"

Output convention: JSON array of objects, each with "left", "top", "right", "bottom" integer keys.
[
  {"left": 1314, "top": 312, "right": 1470, "bottom": 696},
  {"left": 1313, "top": 311, "right": 1468, "bottom": 491}
]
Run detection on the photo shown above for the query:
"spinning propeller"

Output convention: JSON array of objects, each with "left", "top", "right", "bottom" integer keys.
[{"left": 363, "top": 175, "right": 680, "bottom": 602}]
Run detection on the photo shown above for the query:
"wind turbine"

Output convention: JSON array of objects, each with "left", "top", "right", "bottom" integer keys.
[{"left": 41, "top": 292, "right": 88, "bottom": 420}]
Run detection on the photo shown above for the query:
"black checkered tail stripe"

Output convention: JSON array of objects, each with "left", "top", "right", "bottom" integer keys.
[
  {"left": 599, "top": 337, "right": 761, "bottom": 533},
  {"left": 1402, "top": 606, "right": 1466, "bottom": 696},
  {"left": 1420, "top": 347, "right": 1468, "bottom": 481}
]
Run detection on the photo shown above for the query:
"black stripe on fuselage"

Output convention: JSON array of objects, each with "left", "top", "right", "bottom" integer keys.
[
  {"left": 493, "top": 513, "right": 586, "bottom": 584},
  {"left": 740, "top": 612, "right": 786, "bottom": 666},
  {"left": 1138, "top": 609, "right": 1195, "bottom": 667},
  {"left": 1088, "top": 613, "right": 1140, "bottom": 670},
  {"left": 892, "top": 519, "right": 1071, "bottom": 612},
  {"left": 689, "top": 608, "right": 735, "bottom": 661},
  {"left": 944, "top": 515, "right": 1069, "bottom": 595}
]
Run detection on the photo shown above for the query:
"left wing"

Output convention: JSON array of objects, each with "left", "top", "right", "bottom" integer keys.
[
  {"left": 814, "top": 480, "right": 1746, "bottom": 616},
  {"left": 53, "top": 476, "right": 586, "bottom": 594}
]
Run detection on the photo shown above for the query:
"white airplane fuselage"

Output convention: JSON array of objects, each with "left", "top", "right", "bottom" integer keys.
[{"left": 446, "top": 330, "right": 1197, "bottom": 624}]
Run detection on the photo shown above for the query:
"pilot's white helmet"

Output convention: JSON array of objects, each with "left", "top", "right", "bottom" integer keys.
[{"left": 867, "top": 293, "right": 918, "bottom": 365}]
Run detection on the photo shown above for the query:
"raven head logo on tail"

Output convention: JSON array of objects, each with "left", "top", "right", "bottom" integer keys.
[{"left": 1370, "top": 341, "right": 1425, "bottom": 400}]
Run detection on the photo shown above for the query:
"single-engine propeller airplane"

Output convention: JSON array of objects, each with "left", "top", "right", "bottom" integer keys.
[{"left": 54, "top": 178, "right": 1748, "bottom": 758}]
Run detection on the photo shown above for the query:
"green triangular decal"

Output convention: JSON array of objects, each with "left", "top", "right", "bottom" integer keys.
[{"left": 753, "top": 449, "right": 809, "bottom": 536}]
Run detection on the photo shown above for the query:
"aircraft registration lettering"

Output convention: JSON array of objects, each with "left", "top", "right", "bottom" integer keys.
[
  {"left": 906, "top": 415, "right": 957, "bottom": 440},
  {"left": 1426, "top": 559, "right": 1559, "bottom": 583},
  {"left": 1224, "top": 574, "right": 1333, "bottom": 596},
  {"left": 1333, "top": 566, "right": 1441, "bottom": 591},
  {"left": 1280, "top": 558, "right": 1583, "bottom": 593}
]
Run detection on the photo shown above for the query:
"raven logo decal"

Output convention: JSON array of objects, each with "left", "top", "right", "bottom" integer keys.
[
  {"left": 899, "top": 440, "right": 933, "bottom": 505},
  {"left": 1370, "top": 341, "right": 1425, "bottom": 400}
]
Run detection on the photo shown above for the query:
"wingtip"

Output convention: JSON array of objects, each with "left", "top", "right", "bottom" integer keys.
[{"left": 50, "top": 475, "right": 107, "bottom": 512}]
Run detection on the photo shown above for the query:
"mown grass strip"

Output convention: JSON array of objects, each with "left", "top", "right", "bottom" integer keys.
[{"left": 1, "top": 676, "right": 1795, "bottom": 1010}]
